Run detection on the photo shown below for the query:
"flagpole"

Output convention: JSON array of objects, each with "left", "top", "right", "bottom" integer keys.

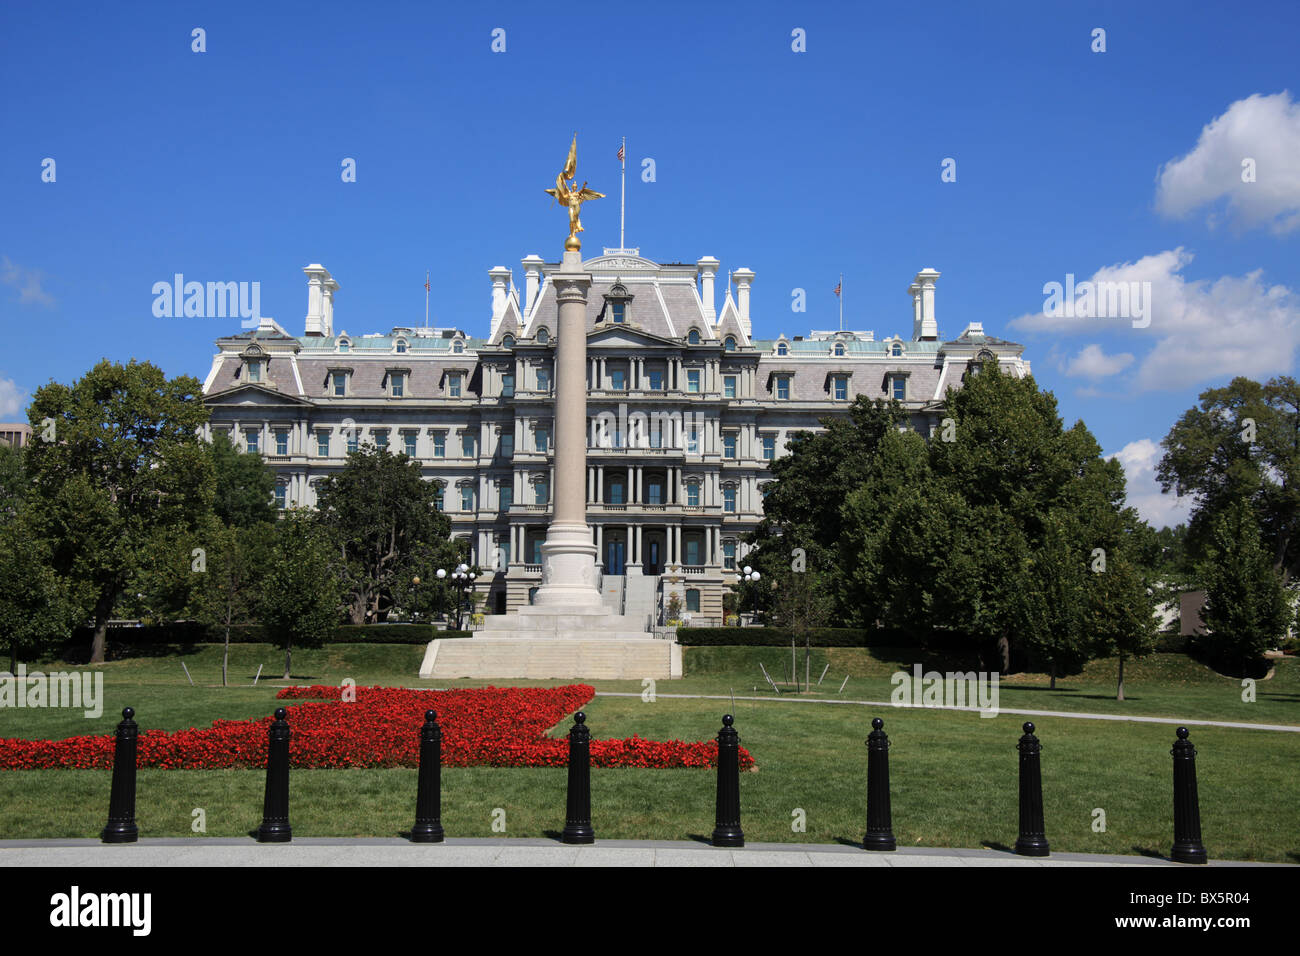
[
  {"left": 839, "top": 273, "right": 843, "bottom": 331},
  {"left": 620, "top": 136, "right": 626, "bottom": 250},
  {"left": 425, "top": 270, "right": 430, "bottom": 329}
]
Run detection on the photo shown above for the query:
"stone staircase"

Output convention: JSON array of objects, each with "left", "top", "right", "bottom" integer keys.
[
  {"left": 600, "top": 574, "right": 624, "bottom": 614},
  {"left": 420, "top": 637, "right": 681, "bottom": 680},
  {"left": 623, "top": 574, "right": 659, "bottom": 630}
]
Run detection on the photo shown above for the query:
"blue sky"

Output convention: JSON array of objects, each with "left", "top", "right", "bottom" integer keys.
[{"left": 3, "top": 1, "right": 1299, "bottom": 527}]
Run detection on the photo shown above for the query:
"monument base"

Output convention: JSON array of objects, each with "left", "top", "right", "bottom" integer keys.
[{"left": 530, "top": 522, "right": 603, "bottom": 610}]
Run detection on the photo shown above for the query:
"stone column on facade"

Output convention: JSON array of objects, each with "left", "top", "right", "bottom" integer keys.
[{"left": 530, "top": 251, "right": 602, "bottom": 608}]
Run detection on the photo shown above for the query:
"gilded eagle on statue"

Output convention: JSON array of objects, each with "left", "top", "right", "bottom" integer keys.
[{"left": 545, "top": 134, "right": 604, "bottom": 249}]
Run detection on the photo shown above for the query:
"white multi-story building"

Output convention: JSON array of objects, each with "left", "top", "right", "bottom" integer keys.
[{"left": 201, "top": 250, "right": 1029, "bottom": 623}]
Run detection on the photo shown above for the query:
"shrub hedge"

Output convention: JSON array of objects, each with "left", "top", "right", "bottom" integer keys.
[{"left": 68, "top": 623, "right": 472, "bottom": 647}]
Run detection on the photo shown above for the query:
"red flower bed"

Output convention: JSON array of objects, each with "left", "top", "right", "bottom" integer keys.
[{"left": 0, "top": 685, "right": 754, "bottom": 771}]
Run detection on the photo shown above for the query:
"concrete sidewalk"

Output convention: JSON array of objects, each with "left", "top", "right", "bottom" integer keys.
[{"left": 0, "top": 838, "right": 1279, "bottom": 867}]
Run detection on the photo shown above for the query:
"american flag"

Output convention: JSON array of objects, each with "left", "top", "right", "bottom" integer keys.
[
  {"left": 425, "top": 275, "right": 430, "bottom": 292},
  {"left": 617, "top": 143, "right": 625, "bottom": 163},
  {"left": 833, "top": 280, "right": 841, "bottom": 297}
]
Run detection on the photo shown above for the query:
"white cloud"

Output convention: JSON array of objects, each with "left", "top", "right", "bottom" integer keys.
[
  {"left": 1008, "top": 248, "right": 1300, "bottom": 390},
  {"left": 0, "top": 377, "right": 28, "bottom": 419},
  {"left": 1064, "top": 344, "right": 1133, "bottom": 379},
  {"left": 1108, "top": 438, "right": 1192, "bottom": 530},
  {"left": 1155, "top": 90, "right": 1300, "bottom": 235},
  {"left": 0, "top": 256, "right": 55, "bottom": 307}
]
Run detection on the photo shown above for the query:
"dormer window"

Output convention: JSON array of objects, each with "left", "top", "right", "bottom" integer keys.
[
  {"left": 834, "top": 343, "right": 845, "bottom": 357},
  {"left": 776, "top": 341, "right": 788, "bottom": 356},
  {"left": 384, "top": 370, "right": 407, "bottom": 398},
  {"left": 536, "top": 328, "right": 550, "bottom": 344},
  {"left": 503, "top": 334, "right": 516, "bottom": 348},
  {"left": 395, "top": 339, "right": 408, "bottom": 354},
  {"left": 338, "top": 338, "right": 350, "bottom": 353},
  {"left": 328, "top": 369, "right": 351, "bottom": 397},
  {"left": 601, "top": 280, "right": 633, "bottom": 325},
  {"left": 725, "top": 336, "right": 737, "bottom": 352},
  {"left": 452, "top": 340, "right": 464, "bottom": 354},
  {"left": 246, "top": 360, "right": 263, "bottom": 382},
  {"left": 687, "top": 328, "right": 701, "bottom": 345},
  {"left": 891, "top": 342, "right": 903, "bottom": 357}
]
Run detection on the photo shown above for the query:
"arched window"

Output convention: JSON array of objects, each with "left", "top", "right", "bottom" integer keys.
[
  {"left": 776, "top": 342, "right": 788, "bottom": 356},
  {"left": 891, "top": 342, "right": 903, "bottom": 357},
  {"left": 688, "top": 328, "right": 701, "bottom": 345},
  {"left": 502, "top": 334, "right": 515, "bottom": 348},
  {"left": 395, "top": 339, "right": 408, "bottom": 354},
  {"left": 834, "top": 342, "right": 845, "bottom": 357},
  {"left": 536, "top": 328, "right": 549, "bottom": 344},
  {"left": 338, "top": 338, "right": 350, "bottom": 353},
  {"left": 453, "top": 340, "right": 464, "bottom": 354},
  {"left": 724, "top": 336, "right": 737, "bottom": 352}
]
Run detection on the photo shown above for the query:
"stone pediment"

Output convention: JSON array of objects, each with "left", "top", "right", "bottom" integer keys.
[
  {"left": 583, "top": 254, "right": 659, "bottom": 272},
  {"left": 588, "top": 326, "right": 676, "bottom": 349},
  {"left": 204, "top": 383, "right": 312, "bottom": 407}
]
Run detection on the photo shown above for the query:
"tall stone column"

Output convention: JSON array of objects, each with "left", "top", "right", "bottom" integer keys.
[{"left": 532, "top": 251, "right": 602, "bottom": 609}]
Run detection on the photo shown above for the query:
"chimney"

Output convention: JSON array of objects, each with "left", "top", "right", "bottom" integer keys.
[
  {"left": 908, "top": 282, "right": 921, "bottom": 340},
  {"left": 303, "top": 264, "right": 334, "bottom": 336},
  {"left": 732, "top": 267, "right": 755, "bottom": 336},
  {"left": 697, "top": 256, "right": 720, "bottom": 323},
  {"left": 488, "top": 266, "right": 511, "bottom": 339},
  {"left": 521, "top": 255, "right": 544, "bottom": 317},
  {"left": 913, "top": 268, "right": 940, "bottom": 340}
]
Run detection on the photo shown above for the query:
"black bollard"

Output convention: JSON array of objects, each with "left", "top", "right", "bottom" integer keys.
[
  {"left": 101, "top": 707, "right": 139, "bottom": 844},
  {"left": 561, "top": 712, "right": 595, "bottom": 845},
  {"left": 1170, "top": 727, "right": 1208, "bottom": 864},
  {"left": 863, "top": 717, "right": 897, "bottom": 851},
  {"left": 411, "top": 709, "right": 445, "bottom": 843},
  {"left": 711, "top": 714, "right": 744, "bottom": 848},
  {"left": 1013, "top": 721, "right": 1050, "bottom": 857},
  {"left": 256, "top": 707, "right": 292, "bottom": 843}
]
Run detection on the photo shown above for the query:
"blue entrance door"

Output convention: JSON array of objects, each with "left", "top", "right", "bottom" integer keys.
[{"left": 606, "top": 540, "right": 626, "bottom": 574}]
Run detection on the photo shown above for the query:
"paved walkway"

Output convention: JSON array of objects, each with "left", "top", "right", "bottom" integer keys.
[
  {"left": 0, "top": 838, "right": 1279, "bottom": 867},
  {"left": 597, "top": 692, "right": 1300, "bottom": 733}
]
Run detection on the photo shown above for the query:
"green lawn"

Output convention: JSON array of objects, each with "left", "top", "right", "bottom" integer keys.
[{"left": 1, "top": 643, "right": 1297, "bottom": 862}]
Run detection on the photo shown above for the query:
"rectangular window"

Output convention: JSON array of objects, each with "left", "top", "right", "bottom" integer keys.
[
  {"left": 648, "top": 370, "right": 664, "bottom": 391},
  {"left": 245, "top": 430, "right": 260, "bottom": 454},
  {"left": 374, "top": 431, "right": 388, "bottom": 450},
  {"left": 275, "top": 431, "right": 288, "bottom": 456},
  {"left": 723, "top": 541, "right": 736, "bottom": 571},
  {"left": 498, "top": 538, "right": 511, "bottom": 567},
  {"left": 248, "top": 362, "right": 262, "bottom": 383},
  {"left": 687, "top": 427, "right": 699, "bottom": 454},
  {"left": 317, "top": 432, "right": 329, "bottom": 457},
  {"left": 776, "top": 376, "right": 790, "bottom": 400},
  {"left": 685, "top": 540, "right": 701, "bottom": 566},
  {"left": 724, "top": 375, "right": 736, "bottom": 399},
  {"left": 687, "top": 369, "right": 701, "bottom": 393},
  {"left": 433, "top": 486, "right": 444, "bottom": 511},
  {"left": 432, "top": 433, "right": 445, "bottom": 458},
  {"left": 723, "top": 433, "right": 736, "bottom": 459},
  {"left": 499, "top": 485, "right": 513, "bottom": 511},
  {"left": 461, "top": 487, "right": 474, "bottom": 511},
  {"left": 536, "top": 428, "right": 549, "bottom": 453},
  {"left": 762, "top": 435, "right": 776, "bottom": 461},
  {"left": 404, "top": 433, "right": 417, "bottom": 457},
  {"left": 390, "top": 372, "right": 405, "bottom": 397},
  {"left": 532, "top": 538, "right": 543, "bottom": 564},
  {"left": 332, "top": 372, "right": 347, "bottom": 397},
  {"left": 648, "top": 481, "right": 663, "bottom": 505},
  {"left": 347, "top": 431, "right": 359, "bottom": 454},
  {"left": 501, "top": 373, "right": 514, "bottom": 398},
  {"left": 501, "top": 434, "right": 514, "bottom": 457},
  {"left": 892, "top": 376, "right": 906, "bottom": 401},
  {"left": 448, "top": 373, "right": 462, "bottom": 398},
  {"left": 537, "top": 368, "right": 550, "bottom": 392},
  {"left": 274, "top": 485, "right": 286, "bottom": 509},
  {"left": 685, "top": 588, "right": 700, "bottom": 612},
  {"left": 610, "top": 369, "right": 626, "bottom": 391},
  {"left": 723, "top": 486, "right": 736, "bottom": 513},
  {"left": 609, "top": 479, "right": 624, "bottom": 505},
  {"left": 834, "top": 376, "right": 848, "bottom": 401},
  {"left": 687, "top": 483, "right": 700, "bottom": 507},
  {"left": 535, "top": 480, "right": 549, "bottom": 506},
  {"left": 462, "top": 433, "right": 475, "bottom": 458},
  {"left": 612, "top": 302, "right": 625, "bottom": 323}
]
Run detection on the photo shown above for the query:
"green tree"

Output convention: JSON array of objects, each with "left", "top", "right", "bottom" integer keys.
[
  {"left": 0, "top": 442, "right": 24, "bottom": 524},
  {"left": 390, "top": 537, "right": 471, "bottom": 623},
  {"left": 1159, "top": 376, "right": 1300, "bottom": 580},
  {"left": 315, "top": 445, "right": 452, "bottom": 624},
  {"left": 260, "top": 510, "right": 342, "bottom": 679},
  {"left": 193, "top": 522, "right": 269, "bottom": 686},
  {"left": 211, "top": 431, "right": 277, "bottom": 528},
  {"left": 0, "top": 517, "right": 82, "bottom": 669},
  {"left": 24, "top": 360, "right": 213, "bottom": 663},
  {"left": 1196, "top": 497, "right": 1289, "bottom": 675}
]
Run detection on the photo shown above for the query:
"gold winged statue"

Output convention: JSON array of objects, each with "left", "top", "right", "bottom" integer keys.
[{"left": 545, "top": 134, "right": 604, "bottom": 250}]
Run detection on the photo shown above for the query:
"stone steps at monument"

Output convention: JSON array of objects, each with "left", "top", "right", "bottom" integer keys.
[{"left": 420, "top": 638, "right": 680, "bottom": 680}]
